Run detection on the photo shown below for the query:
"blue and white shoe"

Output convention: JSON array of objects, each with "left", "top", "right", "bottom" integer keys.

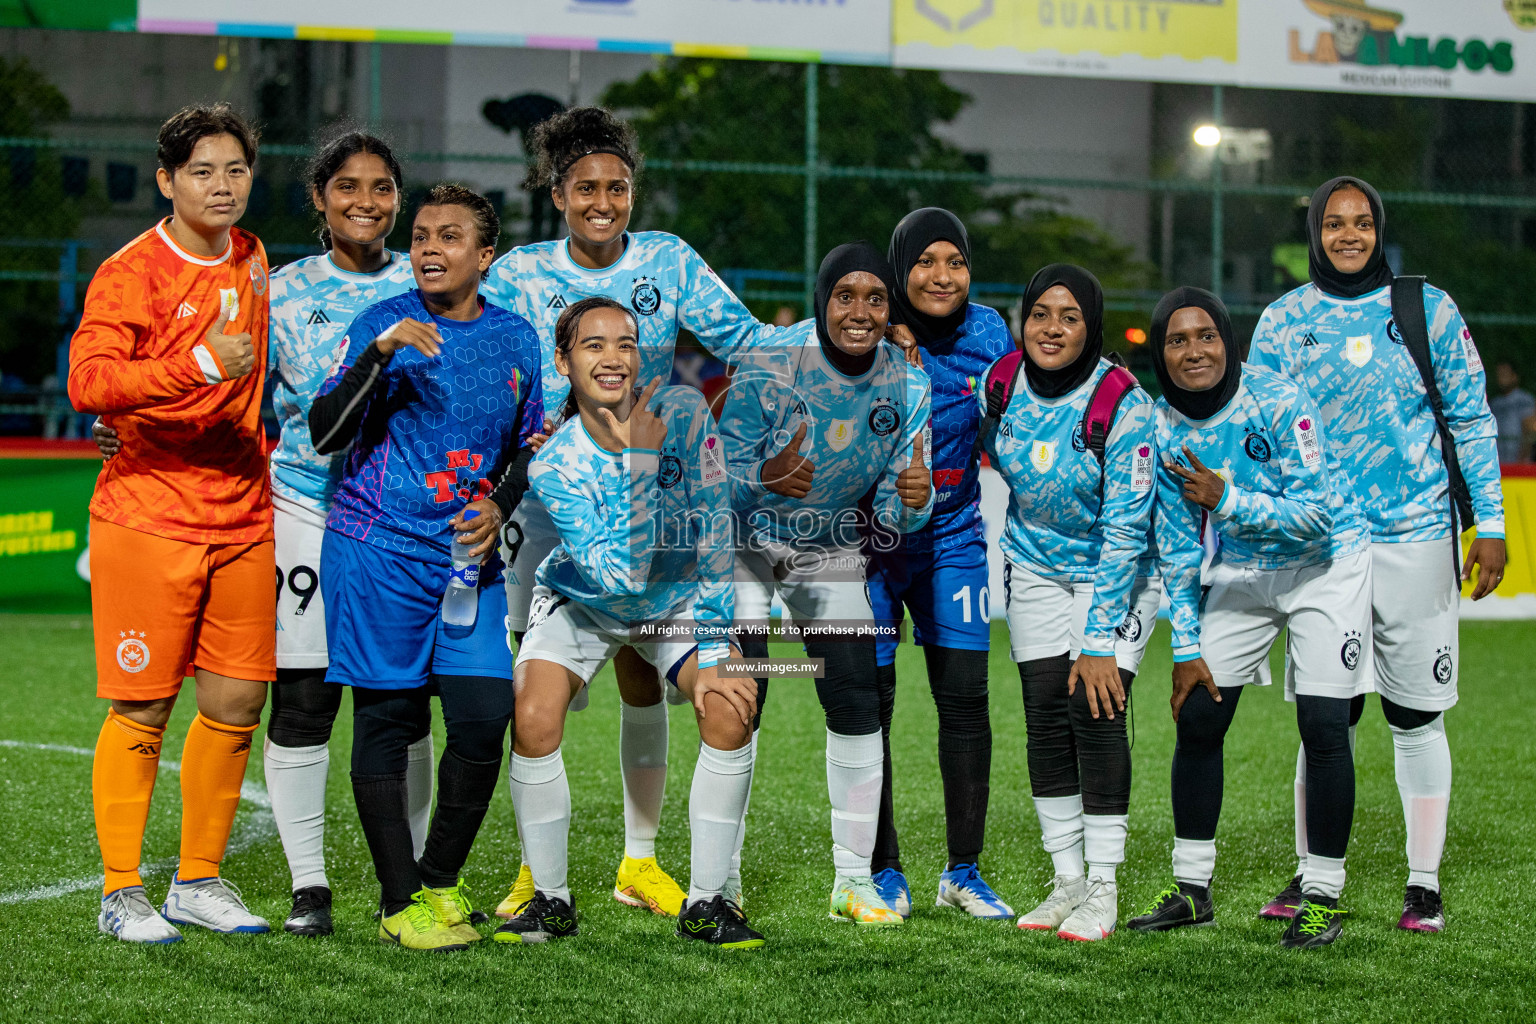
[
  {"left": 161, "top": 874, "right": 270, "bottom": 934},
  {"left": 99, "top": 886, "right": 182, "bottom": 944},
  {"left": 871, "top": 868, "right": 912, "bottom": 919},
  {"left": 936, "top": 863, "right": 1014, "bottom": 919}
]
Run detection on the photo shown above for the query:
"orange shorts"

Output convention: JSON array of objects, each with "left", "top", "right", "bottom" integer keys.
[{"left": 90, "top": 517, "right": 277, "bottom": 700}]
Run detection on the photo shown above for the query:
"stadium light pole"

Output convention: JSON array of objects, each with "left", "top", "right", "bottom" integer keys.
[{"left": 804, "top": 62, "right": 819, "bottom": 316}]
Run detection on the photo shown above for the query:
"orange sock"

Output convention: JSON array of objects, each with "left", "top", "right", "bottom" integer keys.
[
  {"left": 178, "top": 713, "right": 258, "bottom": 881},
  {"left": 93, "top": 709, "right": 165, "bottom": 895}
]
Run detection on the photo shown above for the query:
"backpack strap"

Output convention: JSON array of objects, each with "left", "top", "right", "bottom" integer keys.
[
  {"left": 1391, "top": 275, "right": 1474, "bottom": 574},
  {"left": 984, "top": 349, "right": 1025, "bottom": 421},
  {"left": 1081, "top": 353, "right": 1139, "bottom": 466}
]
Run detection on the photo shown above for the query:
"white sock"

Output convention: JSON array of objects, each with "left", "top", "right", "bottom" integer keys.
[
  {"left": 1392, "top": 717, "right": 1451, "bottom": 892},
  {"left": 826, "top": 729, "right": 882, "bottom": 879},
  {"left": 687, "top": 740, "right": 754, "bottom": 905},
  {"left": 1303, "top": 853, "right": 1346, "bottom": 901},
  {"left": 406, "top": 733, "right": 434, "bottom": 862},
  {"left": 1083, "top": 813, "right": 1127, "bottom": 885},
  {"left": 1172, "top": 837, "right": 1217, "bottom": 889},
  {"left": 263, "top": 737, "right": 330, "bottom": 892},
  {"left": 1293, "top": 724, "right": 1353, "bottom": 879},
  {"left": 509, "top": 748, "right": 571, "bottom": 903},
  {"left": 620, "top": 700, "right": 668, "bottom": 860},
  {"left": 1033, "top": 795, "right": 1085, "bottom": 879},
  {"left": 727, "top": 730, "right": 758, "bottom": 891}
]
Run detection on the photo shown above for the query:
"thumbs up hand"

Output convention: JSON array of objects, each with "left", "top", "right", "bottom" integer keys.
[
  {"left": 895, "top": 430, "right": 931, "bottom": 510},
  {"left": 204, "top": 306, "right": 255, "bottom": 379},
  {"left": 761, "top": 421, "right": 816, "bottom": 499}
]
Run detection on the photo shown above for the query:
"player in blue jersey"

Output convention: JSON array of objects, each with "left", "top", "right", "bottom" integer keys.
[
  {"left": 1126, "top": 288, "right": 1371, "bottom": 949},
  {"left": 482, "top": 108, "right": 783, "bottom": 919},
  {"left": 1249, "top": 177, "right": 1506, "bottom": 934},
  {"left": 495, "top": 297, "right": 764, "bottom": 949},
  {"left": 979, "top": 265, "right": 1158, "bottom": 941},
  {"left": 863, "top": 208, "right": 1015, "bottom": 920},
  {"left": 308, "top": 184, "right": 545, "bottom": 952},
  {"left": 89, "top": 131, "right": 427, "bottom": 938},
  {"left": 720, "top": 242, "right": 933, "bottom": 926}
]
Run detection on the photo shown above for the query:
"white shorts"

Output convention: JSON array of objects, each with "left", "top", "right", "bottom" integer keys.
[
  {"left": 274, "top": 493, "right": 329, "bottom": 670},
  {"left": 502, "top": 495, "right": 561, "bottom": 633},
  {"left": 732, "top": 540, "right": 873, "bottom": 632},
  {"left": 1370, "top": 539, "right": 1460, "bottom": 712},
  {"left": 514, "top": 585, "right": 700, "bottom": 689},
  {"left": 1002, "top": 561, "right": 1162, "bottom": 673},
  {"left": 1199, "top": 547, "right": 1374, "bottom": 700}
]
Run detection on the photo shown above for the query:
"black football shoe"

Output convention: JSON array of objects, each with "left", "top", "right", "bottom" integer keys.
[
  {"left": 677, "top": 896, "right": 765, "bottom": 949},
  {"left": 283, "top": 885, "right": 333, "bottom": 937},
  {"left": 1126, "top": 881, "right": 1215, "bottom": 933},
  {"left": 1280, "top": 895, "right": 1347, "bottom": 949},
  {"left": 492, "top": 891, "right": 578, "bottom": 944}
]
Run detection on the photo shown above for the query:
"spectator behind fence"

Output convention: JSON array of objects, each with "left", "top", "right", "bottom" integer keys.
[{"left": 1491, "top": 361, "right": 1534, "bottom": 463}]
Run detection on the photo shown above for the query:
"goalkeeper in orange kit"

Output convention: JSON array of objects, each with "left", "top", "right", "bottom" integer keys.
[{"left": 68, "top": 103, "right": 276, "bottom": 943}]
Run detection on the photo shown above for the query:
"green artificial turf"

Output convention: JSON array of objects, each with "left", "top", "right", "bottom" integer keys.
[{"left": 0, "top": 615, "right": 1531, "bottom": 1023}]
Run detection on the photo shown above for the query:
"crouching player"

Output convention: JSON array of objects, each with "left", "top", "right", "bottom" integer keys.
[
  {"left": 720, "top": 243, "right": 933, "bottom": 925},
  {"left": 309, "top": 185, "right": 544, "bottom": 951},
  {"left": 1127, "top": 288, "right": 1371, "bottom": 949},
  {"left": 500, "top": 297, "right": 764, "bottom": 948},
  {"left": 71, "top": 104, "right": 274, "bottom": 942}
]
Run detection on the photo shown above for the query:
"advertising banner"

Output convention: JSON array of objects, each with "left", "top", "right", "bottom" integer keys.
[{"left": 136, "top": 0, "right": 892, "bottom": 64}]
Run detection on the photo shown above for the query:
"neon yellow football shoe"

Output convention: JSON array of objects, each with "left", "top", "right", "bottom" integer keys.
[
  {"left": 379, "top": 892, "right": 470, "bottom": 952},
  {"left": 419, "top": 880, "right": 483, "bottom": 943},
  {"left": 496, "top": 863, "right": 535, "bottom": 920},
  {"left": 829, "top": 875, "right": 905, "bottom": 926},
  {"left": 614, "top": 855, "right": 687, "bottom": 916}
]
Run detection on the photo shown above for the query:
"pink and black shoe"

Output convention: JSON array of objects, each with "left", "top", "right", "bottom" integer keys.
[
  {"left": 1258, "top": 874, "right": 1305, "bottom": 920},
  {"left": 1398, "top": 885, "right": 1445, "bottom": 933}
]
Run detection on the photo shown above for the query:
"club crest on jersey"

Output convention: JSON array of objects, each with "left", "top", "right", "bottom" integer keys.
[
  {"left": 1243, "top": 428, "right": 1272, "bottom": 463},
  {"left": 701, "top": 433, "right": 726, "bottom": 484},
  {"left": 1294, "top": 417, "right": 1322, "bottom": 467},
  {"left": 1387, "top": 318, "right": 1404, "bottom": 345},
  {"left": 1434, "top": 646, "right": 1454, "bottom": 685},
  {"left": 247, "top": 257, "right": 267, "bottom": 296},
  {"left": 826, "top": 419, "right": 856, "bottom": 452},
  {"left": 1131, "top": 443, "right": 1154, "bottom": 491},
  {"left": 1029, "top": 440, "right": 1057, "bottom": 473},
  {"left": 867, "top": 402, "right": 900, "bottom": 438},
  {"left": 115, "top": 630, "right": 150, "bottom": 674},
  {"left": 1341, "top": 630, "right": 1362, "bottom": 670},
  {"left": 631, "top": 278, "right": 661, "bottom": 316},
  {"left": 1344, "top": 334, "right": 1373, "bottom": 367},
  {"left": 1115, "top": 611, "right": 1142, "bottom": 642},
  {"left": 658, "top": 454, "right": 684, "bottom": 489},
  {"left": 1071, "top": 430, "right": 1087, "bottom": 452}
]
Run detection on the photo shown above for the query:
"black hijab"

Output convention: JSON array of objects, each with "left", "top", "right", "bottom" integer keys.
[
  {"left": 1307, "top": 175, "right": 1393, "bottom": 299},
  {"left": 1020, "top": 263, "right": 1104, "bottom": 399},
  {"left": 1149, "top": 286, "right": 1242, "bottom": 421},
  {"left": 888, "top": 207, "right": 970, "bottom": 345},
  {"left": 814, "top": 242, "right": 898, "bottom": 377}
]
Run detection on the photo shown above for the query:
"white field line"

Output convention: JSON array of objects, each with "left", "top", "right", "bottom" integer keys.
[{"left": 0, "top": 739, "right": 276, "bottom": 906}]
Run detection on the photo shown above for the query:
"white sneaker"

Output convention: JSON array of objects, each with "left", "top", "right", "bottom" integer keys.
[
  {"left": 1016, "top": 874, "right": 1087, "bottom": 931},
  {"left": 161, "top": 875, "right": 270, "bottom": 934},
  {"left": 99, "top": 886, "right": 182, "bottom": 944},
  {"left": 1057, "top": 879, "right": 1117, "bottom": 941}
]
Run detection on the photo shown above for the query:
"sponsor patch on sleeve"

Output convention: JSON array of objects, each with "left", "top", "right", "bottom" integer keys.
[
  {"left": 1461, "top": 326, "right": 1483, "bottom": 374},
  {"left": 701, "top": 432, "right": 726, "bottom": 484},
  {"left": 1293, "top": 416, "right": 1323, "bottom": 468},
  {"left": 1131, "top": 443, "right": 1154, "bottom": 492}
]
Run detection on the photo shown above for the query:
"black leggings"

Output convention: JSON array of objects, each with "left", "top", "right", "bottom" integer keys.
[
  {"left": 267, "top": 669, "right": 344, "bottom": 748},
  {"left": 350, "top": 674, "right": 512, "bottom": 913},
  {"left": 738, "top": 636, "right": 878, "bottom": 735},
  {"left": 873, "top": 646, "right": 992, "bottom": 872},
  {"left": 1174, "top": 687, "right": 1354, "bottom": 858},
  {"left": 1019, "top": 655, "right": 1134, "bottom": 816}
]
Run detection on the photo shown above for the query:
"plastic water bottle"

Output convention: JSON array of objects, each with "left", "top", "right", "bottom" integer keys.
[{"left": 442, "top": 509, "right": 480, "bottom": 628}]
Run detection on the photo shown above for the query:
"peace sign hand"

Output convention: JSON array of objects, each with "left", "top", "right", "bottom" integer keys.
[
  {"left": 597, "top": 377, "right": 668, "bottom": 452},
  {"left": 1165, "top": 445, "right": 1226, "bottom": 511}
]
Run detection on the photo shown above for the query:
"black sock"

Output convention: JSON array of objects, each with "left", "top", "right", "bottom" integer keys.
[
  {"left": 1020, "top": 655, "right": 1079, "bottom": 797},
  {"left": 417, "top": 749, "right": 503, "bottom": 888},
  {"left": 871, "top": 662, "right": 901, "bottom": 874},
  {"left": 351, "top": 772, "right": 419, "bottom": 915},
  {"left": 1070, "top": 669, "right": 1132, "bottom": 817},
  {"left": 926, "top": 646, "right": 990, "bottom": 869},
  {"left": 1171, "top": 686, "right": 1243, "bottom": 840},
  {"left": 1296, "top": 694, "right": 1354, "bottom": 860}
]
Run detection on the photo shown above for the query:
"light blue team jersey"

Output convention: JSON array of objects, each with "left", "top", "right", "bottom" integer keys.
[
  {"left": 268, "top": 251, "right": 416, "bottom": 513},
  {"left": 905, "top": 303, "right": 1017, "bottom": 553},
  {"left": 1249, "top": 282, "right": 1504, "bottom": 542},
  {"left": 980, "top": 358, "right": 1157, "bottom": 650},
  {"left": 482, "top": 231, "right": 778, "bottom": 415},
  {"left": 1154, "top": 365, "right": 1370, "bottom": 660},
  {"left": 530, "top": 386, "right": 733, "bottom": 667},
  {"left": 720, "top": 322, "right": 933, "bottom": 548}
]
